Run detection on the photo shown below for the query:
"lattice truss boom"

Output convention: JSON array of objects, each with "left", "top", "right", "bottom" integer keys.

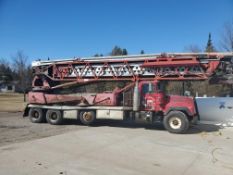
[{"left": 31, "top": 53, "right": 233, "bottom": 89}]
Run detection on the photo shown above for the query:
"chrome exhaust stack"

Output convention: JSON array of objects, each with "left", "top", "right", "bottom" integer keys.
[{"left": 133, "top": 81, "right": 140, "bottom": 111}]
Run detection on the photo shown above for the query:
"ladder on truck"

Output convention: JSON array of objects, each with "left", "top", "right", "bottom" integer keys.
[{"left": 32, "top": 52, "right": 233, "bottom": 90}]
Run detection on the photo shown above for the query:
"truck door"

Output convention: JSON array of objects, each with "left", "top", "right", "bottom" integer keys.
[
  {"left": 140, "top": 82, "right": 155, "bottom": 110},
  {"left": 140, "top": 81, "right": 165, "bottom": 111}
]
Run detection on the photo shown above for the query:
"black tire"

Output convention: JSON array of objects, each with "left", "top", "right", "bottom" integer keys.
[
  {"left": 79, "top": 111, "right": 95, "bottom": 125},
  {"left": 46, "top": 110, "right": 63, "bottom": 125},
  {"left": 163, "top": 111, "right": 189, "bottom": 134},
  {"left": 29, "top": 108, "right": 45, "bottom": 123}
]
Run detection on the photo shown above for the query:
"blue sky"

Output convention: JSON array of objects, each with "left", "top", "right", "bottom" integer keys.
[{"left": 0, "top": 0, "right": 232, "bottom": 62}]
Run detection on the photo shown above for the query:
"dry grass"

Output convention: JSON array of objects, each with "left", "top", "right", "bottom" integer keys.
[{"left": 0, "top": 93, "right": 27, "bottom": 112}]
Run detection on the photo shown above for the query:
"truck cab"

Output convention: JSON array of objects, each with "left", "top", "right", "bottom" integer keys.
[{"left": 138, "top": 81, "right": 197, "bottom": 133}]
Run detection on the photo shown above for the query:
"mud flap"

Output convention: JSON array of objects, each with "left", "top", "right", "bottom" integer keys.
[{"left": 23, "top": 104, "right": 29, "bottom": 117}]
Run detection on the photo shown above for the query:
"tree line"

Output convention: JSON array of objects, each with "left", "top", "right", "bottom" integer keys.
[
  {"left": 178, "top": 21, "right": 233, "bottom": 97},
  {"left": 185, "top": 21, "right": 233, "bottom": 53},
  {"left": 0, "top": 51, "right": 32, "bottom": 93},
  {"left": 94, "top": 45, "right": 145, "bottom": 57}
]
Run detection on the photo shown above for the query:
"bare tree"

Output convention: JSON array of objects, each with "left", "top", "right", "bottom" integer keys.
[
  {"left": 183, "top": 45, "right": 202, "bottom": 95},
  {"left": 220, "top": 20, "right": 233, "bottom": 51},
  {"left": 184, "top": 44, "right": 202, "bottom": 53},
  {"left": 12, "top": 50, "right": 32, "bottom": 97},
  {"left": 0, "top": 58, "right": 10, "bottom": 66}
]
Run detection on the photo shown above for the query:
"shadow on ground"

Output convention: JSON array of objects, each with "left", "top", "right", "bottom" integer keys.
[
  {"left": 187, "top": 124, "right": 222, "bottom": 134},
  {"left": 62, "top": 119, "right": 221, "bottom": 134}
]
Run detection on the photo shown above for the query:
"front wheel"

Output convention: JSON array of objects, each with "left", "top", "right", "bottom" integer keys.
[{"left": 163, "top": 111, "right": 189, "bottom": 134}]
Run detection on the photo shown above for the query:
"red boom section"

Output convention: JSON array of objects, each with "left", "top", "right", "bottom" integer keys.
[
  {"left": 29, "top": 91, "right": 118, "bottom": 106},
  {"left": 32, "top": 53, "right": 232, "bottom": 90}
]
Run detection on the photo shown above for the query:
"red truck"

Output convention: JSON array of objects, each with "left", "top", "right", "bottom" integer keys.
[{"left": 24, "top": 52, "right": 233, "bottom": 133}]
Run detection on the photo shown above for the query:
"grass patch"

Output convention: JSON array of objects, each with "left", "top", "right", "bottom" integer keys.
[{"left": 0, "top": 93, "right": 27, "bottom": 112}]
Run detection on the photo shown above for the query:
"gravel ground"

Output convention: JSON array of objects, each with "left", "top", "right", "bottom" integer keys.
[{"left": 0, "top": 112, "right": 89, "bottom": 146}]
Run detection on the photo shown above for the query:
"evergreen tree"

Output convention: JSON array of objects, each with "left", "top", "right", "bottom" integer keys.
[
  {"left": 93, "top": 53, "right": 103, "bottom": 57},
  {"left": 111, "top": 46, "right": 128, "bottom": 56},
  {"left": 122, "top": 48, "right": 128, "bottom": 55},
  {"left": 205, "top": 33, "right": 216, "bottom": 52},
  {"left": 111, "top": 46, "right": 123, "bottom": 56},
  {"left": 0, "top": 59, "right": 14, "bottom": 83}
]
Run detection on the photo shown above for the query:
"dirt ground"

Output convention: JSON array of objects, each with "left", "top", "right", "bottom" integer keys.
[{"left": 0, "top": 112, "right": 89, "bottom": 146}]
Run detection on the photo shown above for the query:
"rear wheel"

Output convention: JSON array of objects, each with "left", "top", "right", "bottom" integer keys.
[
  {"left": 79, "top": 111, "right": 95, "bottom": 125},
  {"left": 163, "top": 111, "right": 189, "bottom": 134},
  {"left": 46, "top": 110, "right": 63, "bottom": 125},
  {"left": 29, "top": 108, "right": 44, "bottom": 123}
]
